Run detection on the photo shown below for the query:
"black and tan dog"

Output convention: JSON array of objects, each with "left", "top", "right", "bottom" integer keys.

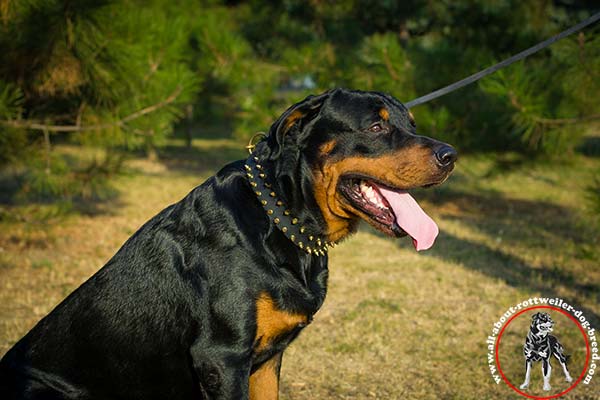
[
  {"left": 0, "top": 89, "right": 456, "bottom": 399},
  {"left": 519, "top": 312, "right": 573, "bottom": 391}
]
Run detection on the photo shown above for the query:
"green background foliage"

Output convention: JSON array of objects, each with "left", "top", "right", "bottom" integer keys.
[{"left": 0, "top": 0, "right": 599, "bottom": 202}]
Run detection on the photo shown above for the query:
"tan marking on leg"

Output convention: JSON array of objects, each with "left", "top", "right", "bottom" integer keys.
[
  {"left": 249, "top": 354, "right": 282, "bottom": 400},
  {"left": 255, "top": 293, "right": 307, "bottom": 353}
]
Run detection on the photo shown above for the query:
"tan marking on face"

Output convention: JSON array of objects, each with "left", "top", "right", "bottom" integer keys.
[
  {"left": 312, "top": 145, "right": 436, "bottom": 242},
  {"left": 379, "top": 108, "right": 390, "bottom": 121},
  {"left": 284, "top": 110, "right": 304, "bottom": 132},
  {"left": 255, "top": 292, "right": 307, "bottom": 353},
  {"left": 249, "top": 355, "right": 281, "bottom": 400},
  {"left": 319, "top": 140, "right": 337, "bottom": 156}
]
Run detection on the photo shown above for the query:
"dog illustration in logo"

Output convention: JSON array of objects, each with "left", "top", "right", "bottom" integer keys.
[{"left": 519, "top": 312, "right": 573, "bottom": 391}]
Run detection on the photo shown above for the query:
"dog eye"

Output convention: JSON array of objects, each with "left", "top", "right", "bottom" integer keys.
[{"left": 368, "top": 123, "right": 384, "bottom": 133}]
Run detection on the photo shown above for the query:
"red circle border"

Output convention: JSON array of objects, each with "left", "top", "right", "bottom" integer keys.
[{"left": 494, "top": 305, "right": 591, "bottom": 399}]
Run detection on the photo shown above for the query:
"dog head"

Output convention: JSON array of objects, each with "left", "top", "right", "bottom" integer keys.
[
  {"left": 531, "top": 312, "right": 554, "bottom": 336},
  {"left": 257, "top": 88, "right": 456, "bottom": 250}
]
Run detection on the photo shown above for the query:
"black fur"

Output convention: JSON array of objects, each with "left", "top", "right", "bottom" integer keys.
[{"left": 0, "top": 88, "right": 454, "bottom": 399}]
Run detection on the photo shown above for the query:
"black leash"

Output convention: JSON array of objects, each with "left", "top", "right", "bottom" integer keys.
[{"left": 405, "top": 11, "right": 600, "bottom": 109}]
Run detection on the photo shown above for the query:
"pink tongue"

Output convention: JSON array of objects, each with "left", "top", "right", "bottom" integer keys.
[{"left": 377, "top": 187, "right": 439, "bottom": 251}]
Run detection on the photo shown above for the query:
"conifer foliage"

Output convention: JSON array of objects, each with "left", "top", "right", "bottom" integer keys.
[{"left": 0, "top": 1, "right": 598, "bottom": 202}]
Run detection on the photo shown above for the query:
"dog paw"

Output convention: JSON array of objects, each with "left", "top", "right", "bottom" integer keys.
[
  {"left": 519, "top": 383, "right": 529, "bottom": 390},
  {"left": 543, "top": 384, "right": 552, "bottom": 391},
  {"left": 565, "top": 375, "right": 573, "bottom": 383}
]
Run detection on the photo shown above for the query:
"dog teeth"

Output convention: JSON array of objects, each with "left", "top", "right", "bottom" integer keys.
[{"left": 358, "top": 181, "right": 387, "bottom": 209}]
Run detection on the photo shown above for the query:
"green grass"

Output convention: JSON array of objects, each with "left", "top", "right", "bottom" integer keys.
[{"left": 1, "top": 138, "right": 599, "bottom": 399}]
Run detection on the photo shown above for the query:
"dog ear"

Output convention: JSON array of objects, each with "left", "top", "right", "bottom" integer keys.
[
  {"left": 532, "top": 312, "right": 541, "bottom": 321},
  {"left": 267, "top": 91, "right": 331, "bottom": 159}
]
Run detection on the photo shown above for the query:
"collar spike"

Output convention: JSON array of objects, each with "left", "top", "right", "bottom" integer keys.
[{"left": 246, "top": 153, "right": 327, "bottom": 255}]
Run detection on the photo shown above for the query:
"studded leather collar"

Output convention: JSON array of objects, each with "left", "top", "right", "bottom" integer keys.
[{"left": 244, "top": 154, "right": 332, "bottom": 256}]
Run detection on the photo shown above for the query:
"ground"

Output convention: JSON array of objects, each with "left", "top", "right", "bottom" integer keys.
[{"left": 1, "top": 137, "right": 599, "bottom": 399}]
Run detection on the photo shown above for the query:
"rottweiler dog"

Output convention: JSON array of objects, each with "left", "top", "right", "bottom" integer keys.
[
  {"left": 0, "top": 88, "right": 456, "bottom": 399},
  {"left": 519, "top": 312, "right": 573, "bottom": 391}
]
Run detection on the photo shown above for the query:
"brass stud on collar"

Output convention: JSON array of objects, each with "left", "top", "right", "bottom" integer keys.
[{"left": 246, "top": 154, "right": 328, "bottom": 255}]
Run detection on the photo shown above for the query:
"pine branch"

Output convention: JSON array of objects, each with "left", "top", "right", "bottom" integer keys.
[
  {"left": 0, "top": 86, "right": 183, "bottom": 133},
  {"left": 381, "top": 48, "right": 400, "bottom": 81},
  {"left": 532, "top": 113, "right": 600, "bottom": 125},
  {"left": 508, "top": 91, "right": 600, "bottom": 126}
]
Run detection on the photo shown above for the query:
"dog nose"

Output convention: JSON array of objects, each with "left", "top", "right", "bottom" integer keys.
[{"left": 434, "top": 145, "right": 457, "bottom": 167}]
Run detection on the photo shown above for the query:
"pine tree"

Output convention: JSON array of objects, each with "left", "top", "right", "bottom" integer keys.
[{"left": 0, "top": 0, "right": 201, "bottom": 199}]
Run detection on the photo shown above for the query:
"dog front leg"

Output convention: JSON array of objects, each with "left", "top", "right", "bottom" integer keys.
[
  {"left": 552, "top": 347, "right": 573, "bottom": 382},
  {"left": 542, "top": 359, "right": 552, "bottom": 391},
  {"left": 520, "top": 360, "right": 532, "bottom": 389},
  {"left": 559, "top": 360, "right": 572, "bottom": 383},
  {"left": 249, "top": 352, "right": 283, "bottom": 400},
  {"left": 190, "top": 344, "right": 252, "bottom": 399}
]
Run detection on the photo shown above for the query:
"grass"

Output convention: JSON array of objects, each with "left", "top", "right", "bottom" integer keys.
[{"left": 1, "top": 138, "right": 599, "bottom": 399}]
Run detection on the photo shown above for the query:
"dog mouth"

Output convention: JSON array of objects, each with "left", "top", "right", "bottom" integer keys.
[
  {"left": 537, "top": 322, "right": 554, "bottom": 333},
  {"left": 338, "top": 176, "right": 439, "bottom": 251}
]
